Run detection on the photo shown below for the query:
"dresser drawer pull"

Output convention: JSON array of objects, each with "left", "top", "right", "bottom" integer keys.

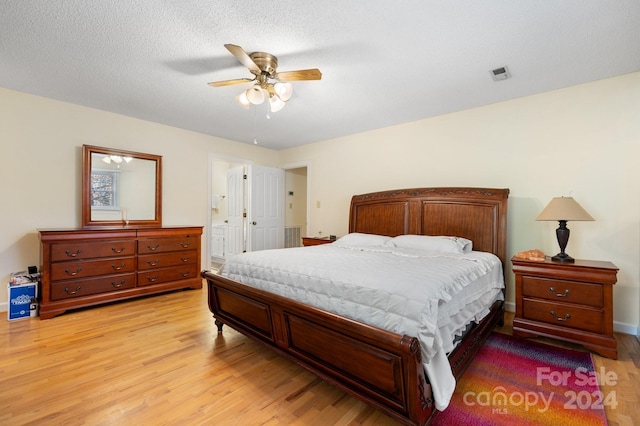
[
  {"left": 146, "top": 259, "right": 160, "bottom": 267},
  {"left": 111, "top": 246, "right": 126, "bottom": 254},
  {"left": 180, "top": 256, "right": 190, "bottom": 263},
  {"left": 180, "top": 271, "right": 191, "bottom": 277},
  {"left": 111, "top": 263, "right": 126, "bottom": 271},
  {"left": 64, "top": 268, "right": 82, "bottom": 276},
  {"left": 65, "top": 249, "right": 82, "bottom": 257},
  {"left": 145, "top": 275, "right": 160, "bottom": 283},
  {"left": 179, "top": 241, "right": 191, "bottom": 248},
  {"left": 111, "top": 280, "right": 126, "bottom": 288},
  {"left": 550, "top": 310, "right": 571, "bottom": 322},
  {"left": 64, "top": 286, "right": 82, "bottom": 295},
  {"left": 549, "top": 287, "right": 570, "bottom": 297},
  {"left": 147, "top": 244, "right": 160, "bottom": 251}
]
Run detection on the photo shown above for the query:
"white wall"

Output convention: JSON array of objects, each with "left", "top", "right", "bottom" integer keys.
[
  {"left": 279, "top": 72, "right": 640, "bottom": 334},
  {"left": 0, "top": 87, "right": 278, "bottom": 307}
]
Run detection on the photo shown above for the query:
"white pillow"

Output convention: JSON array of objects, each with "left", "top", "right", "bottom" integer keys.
[
  {"left": 333, "top": 233, "right": 392, "bottom": 247},
  {"left": 386, "top": 235, "right": 473, "bottom": 253}
]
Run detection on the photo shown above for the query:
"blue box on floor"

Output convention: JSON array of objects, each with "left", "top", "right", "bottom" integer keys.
[{"left": 7, "top": 282, "right": 37, "bottom": 321}]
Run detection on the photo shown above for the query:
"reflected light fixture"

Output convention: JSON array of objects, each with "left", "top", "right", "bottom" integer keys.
[
  {"left": 536, "top": 196, "right": 594, "bottom": 263},
  {"left": 102, "top": 155, "right": 132, "bottom": 165}
]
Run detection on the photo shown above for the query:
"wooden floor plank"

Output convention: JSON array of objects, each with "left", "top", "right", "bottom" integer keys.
[{"left": 1, "top": 288, "right": 637, "bottom": 425}]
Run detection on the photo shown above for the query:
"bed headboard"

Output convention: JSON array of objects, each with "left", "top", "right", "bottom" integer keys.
[{"left": 349, "top": 187, "right": 509, "bottom": 266}]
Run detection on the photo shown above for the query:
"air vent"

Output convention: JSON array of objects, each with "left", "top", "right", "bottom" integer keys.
[{"left": 490, "top": 66, "right": 511, "bottom": 82}]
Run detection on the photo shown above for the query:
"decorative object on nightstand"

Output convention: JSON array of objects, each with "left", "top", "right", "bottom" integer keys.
[
  {"left": 511, "top": 256, "right": 618, "bottom": 359},
  {"left": 536, "top": 196, "right": 594, "bottom": 263}
]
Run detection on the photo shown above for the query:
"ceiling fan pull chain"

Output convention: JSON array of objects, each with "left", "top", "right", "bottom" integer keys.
[{"left": 253, "top": 106, "right": 258, "bottom": 145}]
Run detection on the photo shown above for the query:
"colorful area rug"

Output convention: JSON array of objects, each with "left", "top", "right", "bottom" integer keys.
[{"left": 432, "top": 332, "right": 609, "bottom": 425}]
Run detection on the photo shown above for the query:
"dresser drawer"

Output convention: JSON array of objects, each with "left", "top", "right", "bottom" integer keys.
[
  {"left": 50, "top": 240, "right": 136, "bottom": 262},
  {"left": 521, "top": 276, "right": 603, "bottom": 307},
  {"left": 138, "top": 250, "right": 198, "bottom": 271},
  {"left": 51, "top": 257, "right": 136, "bottom": 281},
  {"left": 522, "top": 299, "right": 604, "bottom": 334},
  {"left": 137, "top": 264, "right": 199, "bottom": 286},
  {"left": 138, "top": 235, "right": 199, "bottom": 254},
  {"left": 51, "top": 273, "right": 136, "bottom": 300}
]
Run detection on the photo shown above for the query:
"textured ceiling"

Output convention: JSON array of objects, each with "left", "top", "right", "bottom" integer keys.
[{"left": 2, "top": 1, "right": 639, "bottom": 150}]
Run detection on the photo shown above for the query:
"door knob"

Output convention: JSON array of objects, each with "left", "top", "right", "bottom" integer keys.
[{"left": 252, "top": 221, "right": 257, "bottom": 225}]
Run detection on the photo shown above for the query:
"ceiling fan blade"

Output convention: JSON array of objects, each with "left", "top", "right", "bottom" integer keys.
[
  {"left": 276, "top": 69, "right": 322, "bottom": 81},
  {"left": 208, "top": 78, "right": 254, "bottom": 87},
  {"left": 225, "top": 44, "right": 261, "bottom": 74}
]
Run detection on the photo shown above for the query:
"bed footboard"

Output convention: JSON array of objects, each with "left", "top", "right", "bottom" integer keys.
[
  {"left": 203, "top": 270, "right": 436, "bottom": 425},
  {"left": 203, "top": 270, "right": 504, "bottom": 425}
]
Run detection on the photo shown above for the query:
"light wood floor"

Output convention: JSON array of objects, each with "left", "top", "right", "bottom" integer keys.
[{"left": 1, "top": 288, "right": 638, "bottom": 425}]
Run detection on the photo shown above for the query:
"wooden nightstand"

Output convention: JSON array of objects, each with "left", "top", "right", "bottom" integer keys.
[
  {"left": 302, "top": 237, "right": 334, "bottom": 247},
  {"left": 511, "top": 256, "right": 618, "bottom": 359}
]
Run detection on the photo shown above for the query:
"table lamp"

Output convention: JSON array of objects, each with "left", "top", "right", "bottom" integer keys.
[{"left": 536, "top": 196, "right": 594, "bottom": 263}]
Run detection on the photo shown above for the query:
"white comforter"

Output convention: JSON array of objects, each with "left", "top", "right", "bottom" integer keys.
[{"left": 220, "top": 243, "right": 504, "bottom": 410}]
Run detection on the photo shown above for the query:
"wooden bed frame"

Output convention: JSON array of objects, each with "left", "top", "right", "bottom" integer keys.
[{"left": 201, "top": 187, "right": 509, "bottom": 425}]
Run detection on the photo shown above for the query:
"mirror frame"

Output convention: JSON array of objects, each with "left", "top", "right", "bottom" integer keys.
[{"left": 82, "top": 145, "right": 162, "bottom": 228}]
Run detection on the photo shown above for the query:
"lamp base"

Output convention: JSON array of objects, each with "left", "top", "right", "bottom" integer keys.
[{"left": 551, "top": 252, "right": 575, "bottom": 263}]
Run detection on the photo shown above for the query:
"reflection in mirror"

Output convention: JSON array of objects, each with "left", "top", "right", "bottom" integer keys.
[{"left": 82, "top": 145, "right": 162, "bottom": 228}]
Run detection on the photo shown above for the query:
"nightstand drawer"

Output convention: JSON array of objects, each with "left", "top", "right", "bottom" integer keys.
[
  {"left": 522, "top": 299, "right": 604, "bottom": 334},
  {"left": 521, "top": 276, "right": 603, "bottom": 307}
]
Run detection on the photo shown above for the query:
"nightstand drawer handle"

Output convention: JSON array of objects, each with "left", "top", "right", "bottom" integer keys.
[
  {"left": 550, "top": 310, "right": 571, "bottom": 322},
  {"left": 549, "top": 287, "right": 570, "bottom": 297},
  {"left": 64, "top": 286, "right": 82, "bottom": 295}
]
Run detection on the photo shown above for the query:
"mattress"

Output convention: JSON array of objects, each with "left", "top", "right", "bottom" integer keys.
[{"left": 220, "top": 237, "right": 504, "bottom": 410}]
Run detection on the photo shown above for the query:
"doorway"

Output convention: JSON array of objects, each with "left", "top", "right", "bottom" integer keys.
[{"left": 208, "top": 156, "right": 308, "bottom": 270}]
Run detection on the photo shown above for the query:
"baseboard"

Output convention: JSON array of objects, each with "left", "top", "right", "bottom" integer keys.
[
  {"left": 0, "top": 301, "right": 6, "bottom": 313},
  {"left": 504, "top": 301, "right": 515, "bottom": 313},
  {"left": 614, "top": 320, "right": 639, "bottom": 336}
]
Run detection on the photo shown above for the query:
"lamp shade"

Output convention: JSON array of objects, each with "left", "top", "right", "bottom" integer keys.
[
  {"left": 536, "top": 197, "right": 594, "bottom": 221},
  {"left": 269, "top": 94, "right": 286, "bottom": 112},
  {"left": 274, "top": 82, "right": 293, "bottom": 101},
  {"left": 246, "top": 85, "right": 266, "bottom": 105}
]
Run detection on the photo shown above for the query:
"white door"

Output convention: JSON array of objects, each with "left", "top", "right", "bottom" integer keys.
[
  {"left": 247, "top": 165, "right": 285, "bottom": 251},
  {"left": 226, "top": 166, "right": 245, "bottom": 256}
]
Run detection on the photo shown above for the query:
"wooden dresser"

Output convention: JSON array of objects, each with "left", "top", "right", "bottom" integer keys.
[
  {"left": 511, "top": 256, "right": 618, "bottom": 359},
  {"left": 39, "top": 226, "right": 203, "bottom": 319}
]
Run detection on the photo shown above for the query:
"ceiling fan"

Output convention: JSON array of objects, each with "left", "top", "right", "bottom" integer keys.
[{"left": 208, "top": 44, "right": 322, "bottom": 112}]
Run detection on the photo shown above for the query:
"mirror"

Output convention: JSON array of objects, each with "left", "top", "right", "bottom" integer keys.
[{"left": 82, "top": 145, "right": 162, "bottom": 228}]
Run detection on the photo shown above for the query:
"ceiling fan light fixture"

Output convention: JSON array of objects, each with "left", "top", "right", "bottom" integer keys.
[
  {"left": 246, "top": 85, "right": 265, "bottom": 105},
  {"left": 269, "top": 94, "right": 286, "bottom": 112},
  {"left": 274, "top": 82, "right": 293, "bottom": 102},
  {"left": 237, "top": 91, "right": 251, "bottom": 108}
]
